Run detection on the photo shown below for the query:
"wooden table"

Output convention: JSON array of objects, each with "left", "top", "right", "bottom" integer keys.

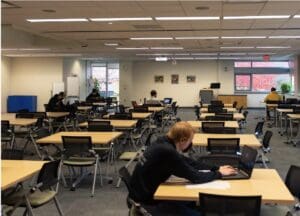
[
  {"left": 46, "top": 112, "right": 69, "bottom": 118},
  {"left": 1, "top": 113, "right": 37, "bottom": 126},
  {"left": 93, "top": 102, "right": 107, "bottom": 106},
  {"left": 2, "top": 160, "right": 46, "bottom": 191},
  {"left": 77, "top": 106, "right": 92, "bottom": 111},
  {"left": 276, "top": 108, "right": 293, "bottom": 135},
  {"left": 202, "top": 103, "right": 233, "bottom": 108},
  {"left": 187, "top": 121, "right": 239, "bottom": 129},
  {"left": 103, "top": 112, "right": 152, "bottom": 120},
  {"left": 36, "top": 131, "right": 123, "bottom": 145},
  {"left": 200, "top": 108, "right": 237, "bottom": 113},
  {"left": 148, "top": 107, "right": 165, "bottom": 112},
  {"left": 154, "top": 169, "right": 295, "bottom": 205},
  {"left": 200, "top": 113, "right": 244, "bottom": 120},
  {"left": 193, "top": 133, "right": 261, "bottom": 148},
  {"left": 79, "top": 119, "right": 137, "bottom": 129}
]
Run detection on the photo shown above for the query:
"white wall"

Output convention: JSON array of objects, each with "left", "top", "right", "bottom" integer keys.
[
  {"left": 10, "top": 57, "right": 63, "bottom": 111},
  {"left": 130, "top": 60, "right": 234, "bottom": 107},
  {"left": 1, "top": 56, "right": 11, "bottom": 112}
]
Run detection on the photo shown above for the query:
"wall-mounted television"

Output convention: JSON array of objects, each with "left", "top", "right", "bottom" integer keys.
[{"left": 210, "top": 82, "right": 221, "bottom": 89}]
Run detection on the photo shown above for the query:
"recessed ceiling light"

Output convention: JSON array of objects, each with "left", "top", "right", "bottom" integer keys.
[
  {"left": 104, "top": 43, "right": 119, "bottom": 46},
  {"left": 220, "top": 46, "right": 255, "bottom": 49},
  {"left": 90, "top": 17, "right": 153, "bottom": 21},
  {"left": 130, "top": 37, "right": 173, "bottom": 40},
  {"left": 155, "top": 16, "right": 220, "bottom": 21},
  {"left": 269, "top": 36, "right": 300, "bottom": 39},
  {"left": 223, "top": 15, "right": 290, "bottom": 20},
  {"left": 175, "top": 36, "right": 219, "bottom": 40},
  {"left": 256, "top": 46, "right": 291, "bottom": 49},
  {"left": 26, "top": 18, "right": 88, "bottom": 22},
  {"left": 151, "top": 47, "right": 184, "bottom": 50},
  {"left": 116, "top": 47, "right": 149, "bottom": 50},
  {"left": 221, "top": 36, "right": 266, "bottom": 39}
]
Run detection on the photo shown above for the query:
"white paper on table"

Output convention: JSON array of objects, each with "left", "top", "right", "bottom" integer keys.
[{"left": 185, "top": 180, "right": 230, "bottom": 190}]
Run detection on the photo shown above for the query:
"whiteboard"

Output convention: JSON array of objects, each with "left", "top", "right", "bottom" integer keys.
[
  {"left": 52, "top": 82, "right": 64, "bottom": 96},
  {"left": 67, "top": 76, "right": 79, "bottom": 97}
]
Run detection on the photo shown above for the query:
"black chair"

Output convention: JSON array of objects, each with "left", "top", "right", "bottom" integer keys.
[
  {"left": 3, "top": 160, "right": 64, "bottom": 216},
  {"left": 194, "top": 105, "right": 200, "bottom": 120},
  {"left": 233, "top": 101, "right": 238, "bottom": 108},
  {"left": 254, "top": 121, "right": 265, "bottom": 138},
  {"left": 293, "top": 107, "right": 300, "bottom": 114},
  {"left": 88, "top": 120, "right": 113, "bottom": 132},
  {"left": 208, "top": 106, "right": 226, "bottom": 113},
  {"left": 207, "top": 138, "right": 240, "bottom": 154},
  {"left": 198, "top": 154, "right": 240, "bottom": 168},
  {"left": 286, "top": 98, "right": 298, "bottom": 104},
  {"left": 60, "top": 136, "right": 101, "bottom": 196},
  {"left": 285, "top": 165, "right": 300, "bottom": 213},
  {"left": 202, "top": 121, "right": 224, "bottom": 128},
  {"left": 133, "top": 107, "right": 149, "bottom": 113},
  {"left": 256, "top": 131, "right": 273, "bottom": 168},
  {"left": 199, "top": 192, "right": 261, "bottom": 216},
  {"left": 202, "top": 127, "right": 225, "bottom": 134},
  {"left": 1, "top": 120, "right": 15, "bottom": 148},
  {"left": 215, "top": 113, "right": 234, "bottom": 121},
  {"left": 239, "top": 110, "right": 249, "bottom": 129},
  {"left": 15, "top": 113, "right": 35, "bottom": 118},
  {"left": 211, "top": 100, "right": 224, "bottom": 107},
  {"left": 119, "top": 167, "right": 154, "bottom": 216},
  {"left": 238, "top": 106, "right": 244, "bottom": 113},
  {"left": 1, "top": 149, "right": 24, "bottom": 160},
  {"left": 110, "top": 113, "right": 132, "bottom": 120}
]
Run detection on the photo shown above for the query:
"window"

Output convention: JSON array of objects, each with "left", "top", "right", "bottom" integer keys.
[
  {"left": 234, "top": 61, "right": 292, "bottom": 93},
  {"left": 88, "top": 62, "right": 119, "bottom": 98}
]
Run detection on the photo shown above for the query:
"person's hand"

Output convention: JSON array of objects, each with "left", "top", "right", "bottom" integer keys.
[{"left": 218, "top": 165, "right": 237, "bottom": 176}]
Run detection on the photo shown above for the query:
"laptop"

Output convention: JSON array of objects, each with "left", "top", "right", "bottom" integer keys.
[
  {"left": 163, "top": 98, "right": 172, "bottom": 105},
  {"left": 222, "top": 145, "right": 258, "bottom": 180}
]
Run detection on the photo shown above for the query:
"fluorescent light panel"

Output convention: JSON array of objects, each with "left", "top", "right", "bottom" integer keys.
[
  {"left": 90, "top": 17, "right": 152, "bottom": 21},
  {"left": 191, "top": 53, "right": 218, "bottom": 56},
  {"left": 220, "top": 46, "right": 255, "bottom": 49},
  {"left": 151, "top": 47, "right": 183, "bottom": 50},
  {"left": 194, "top": 57, "right": 218, "bottom": 60},
  {"left": 293, "top": 15, "right": 300, "bottom": 18},
  {"left": 104, "top": 43, "right": 119, "bottom": 46},
  {"left": 219, "top": 53, "right": 247, "bottom": 56},
  {"left": 130, "top": 37, "right": 173, "bottom": 40},
  {"left": 155, "top": 57, "right": 168, "bottom": 61},
  {"left": 269, "top": 36, "right": 300, "bottom": 39},
  {"left": 175, "top": 36, "right": 219, "bottom": 40},
  {"left": 27, "top": 18, "right": 88, "bottom": 22},
  {"left": 223, "top": 15, "right": 290, "bottom": 20},
  {"left": 136, "top": 53, "right": 172, "bottom": 56},
  {"left": 221, "top": 36, "right": 266, "bottom": 39},
  {"left": 256, "top": 46, "right": 290, "bottom": 49},
  {"left": 5, "top": 53, "right": 82, "bottom": 57},
  {"left": 2, "top": 48, "right": 50, "bottom": 51},
  {"left": 116, "top": 47, "right": 149, "bottom": 50},
  {"left": 155, "top": 16, "right": 219, "bottom": 20}
]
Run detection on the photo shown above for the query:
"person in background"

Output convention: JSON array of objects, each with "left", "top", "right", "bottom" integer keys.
[
  {"left": 145, "top": 90, "right": 163, "bottom": 106},
  {"left": 264, "top": 87, "right": 282, "bottom": 120},
  {"left": 47, "top": 91, "right": 66, "bottom": 111},
  {"left": 86, "top": 88, "right": 101, "bottom": 102},
  {"left": 129, "top": 121, "right": 237, "bottom": 215}
]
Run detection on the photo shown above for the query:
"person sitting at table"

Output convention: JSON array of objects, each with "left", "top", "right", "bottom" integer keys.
[
  {"left": 129, "top": 121, "right": 237, "bottom": 215},
  {"left": 145, "top": 90, "right": 163, "bottom": 106},
  {"left": 47, "top": 92, "right": 67, "bottom": 112},
  {"left": 264, "top": 87, "right": 282, "bottom": 120},
  {"left": 86, "top": 88, "right": 101, "bottom": 102}
]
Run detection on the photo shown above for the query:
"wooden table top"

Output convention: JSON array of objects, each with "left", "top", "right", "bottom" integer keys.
[
  {"left": 46, "top": 112, "right": 69, "bottom": 118},
  {"left": 200, "top": 113, "right": 244, "bottom": 120},
  {"left": 103, "top": 112, "right": 152, "bottom": 120},
  {"left": 287, "top": 113, "right": 300, "bottom": 119},
  {"left": 187, "top": 121, "right": 239, "bottom": 129},
  {"left": 36, "top": 131, "right": 123, "bottom": 145},
  {"left": 2, "top": 160, "right": 46, "bottom": 190},
  {"left": 193, "top": 133, "right": 261, "bottom": 148},
  {"left": 202, "top": 104, "right": 233, "bottom": 108},
  {"left": 154, "top": 169, "right": 295, "bottom": 205},
  {"left": 200, "top": 108, "right": 237, "bottom": 113},
  {"left": 276, "top": 108, "right": 293, "bottom": 113},
  {"left": 79, "top": 119, "right": 137, "bottom": 128},
  {"left": 92, "top": 102, "right": 107, "bottom": 106},
  {"left": 77, "top": 106, "right": 92, "bottom": 111},
  {"left": 148, "top": 107, "right": 165, "bottom": 112},
  {"left": 1, "top": 113, "right": 37, "bottom": 126}
]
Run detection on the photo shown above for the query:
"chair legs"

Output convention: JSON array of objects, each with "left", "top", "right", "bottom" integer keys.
[
  {"left": 53, "top": 196, "right": 64, "bottom": 216},
  {"left": 91, "top": 159, "right": 98, "bottom": 197}
]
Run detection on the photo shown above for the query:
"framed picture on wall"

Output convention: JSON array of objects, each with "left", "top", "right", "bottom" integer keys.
[
  {"left": 171, "top": 74, "right": 179, "bottom": 84},
  {"left": 154, "top": 75, "right": 164, "bottom": 83},
  {"left": 187, "top": 75, "right": 196, "bottom": 83}
]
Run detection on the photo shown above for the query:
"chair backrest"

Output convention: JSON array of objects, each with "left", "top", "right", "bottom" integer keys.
[
  {"left": 255, "top": 121, "right": 264, "bottom": 137},
  {"left": 118, "top": 104, "right": 126, "bottom": 113},
  {"left": 207, "top": 138, "right": 240, "bottom": 154},
  {"left": 133, "top": 107, "right": 149, "bottom": 113},
  {"left": 208, "top": 106, "right": 226, "bottom": 113},
  {"left": 198, "top": 154, "right": 240, "bottom": 168},
  {"left": 88, "top": 121, "right": 113, "bottom": 131},
  {"left": 215, "top": 113, "right": 234, "bottom": 120},
  {"left": 278, "top": 103, "right": 292, "bottom": 109},
  {"left": 37, "top": 160, "right": 60, "bottom": 191},
  {"left": 62, "top": 136, "right": 93, "bottom": 158},
  {"left": 238, "top": 106, "right": 244, "bottom": 113},
  {"left": 293, "top": 107, "right": 300, "bottom": 114},
  {"left": 232, "top": 101, "right": 238, "bottom": 108},
  {"left": 1, "top": 149, "right": 24, "bottom": 160},
  {"left": 285, "top": 165, "right": 300, "bottom": 199},
  {"left": 199, "top": 192, "right": 261, "bottom": 216},
  {"left": 202, "top": 121, "right": 225, "bottom": 128},
  {"left": 109, "top": 112, "right": 132, "bottom": 120},
  {"left": 243, "top": 110, "right": 249, "bottom": 119},
  {"left": 210, "top": 100, "right": 224, "bottom": 107},
  {"left": 286, "top": 98, "right": 298, "bottom": 104},
  {"left": 194, "top": 105, "right": 200, "bottom": 120},
  {"left": 131, "top": 101, "right": 138, "bottom": 107},
  {"left": 1, "top": 120, "right": 10, "bottom": 135},
  {"left": 262, "top": 130, "right": 273, "bottom": 149},
  {"left": 16, "top": 113, "right": 35, "bottom": 118}
]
